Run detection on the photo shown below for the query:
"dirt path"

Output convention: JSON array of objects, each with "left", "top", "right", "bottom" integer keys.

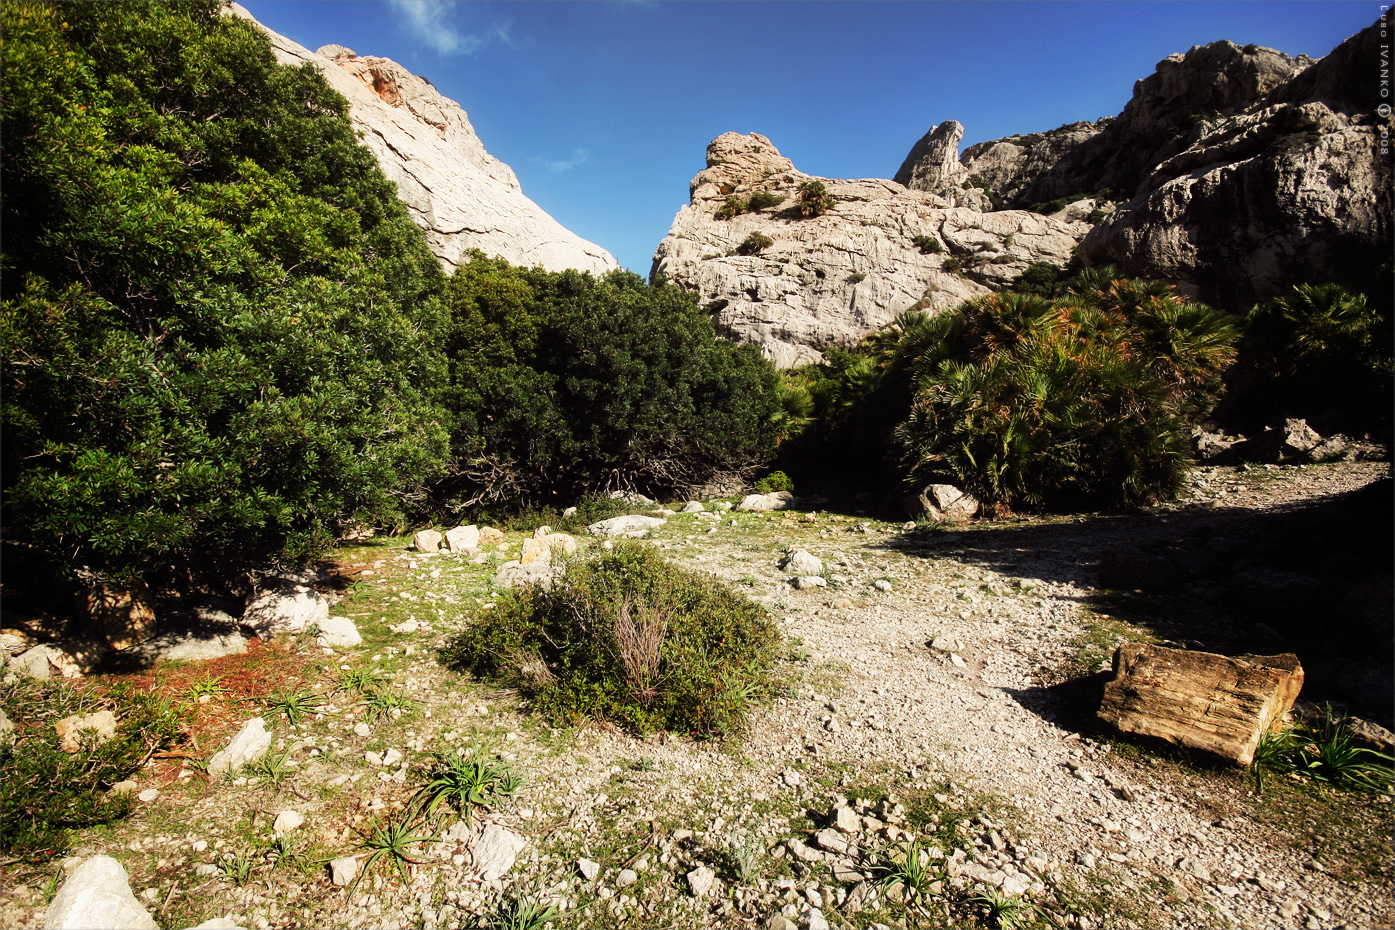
[{"left": 3, "top": 462, "right": 1390, "bottom": 930}]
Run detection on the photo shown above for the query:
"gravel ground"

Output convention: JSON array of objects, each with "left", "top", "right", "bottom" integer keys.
[{"left": 3, "top": 461, "right": 1390, "bottom": 930}]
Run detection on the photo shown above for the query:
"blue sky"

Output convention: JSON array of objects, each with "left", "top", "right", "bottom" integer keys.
[{"left": 242, "top": 1, "right": 1378, "bottom": 276}]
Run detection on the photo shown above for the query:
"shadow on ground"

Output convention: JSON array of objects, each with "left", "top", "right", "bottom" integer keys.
[{"left": 877, "top": 473, "right": 1394, "bottom": 729}]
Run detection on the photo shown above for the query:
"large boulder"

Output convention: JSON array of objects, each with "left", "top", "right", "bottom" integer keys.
[
  {"left": 902, "top": 484, "right": 979, "bottom": 524},
  {"left": 586, "top": 515, "right": 667, "bottom": 538},
  {"left": 229, "top": 6, "right": 618, "bottom": 276},
  {"left": 737, "top": 491, "right": 796, "bottom": 512},
  {"left": 45, "top": 855, "right": 158, "bottom": 930},
  {"left": 242, "top": 582, "right": 328, "bottom": 637},
  {"left": 1097, "top": 645, "right": 1304, "bottom": 765},
  {"left": 650, "top": 132, "right": 1085, "bottom": 367}
]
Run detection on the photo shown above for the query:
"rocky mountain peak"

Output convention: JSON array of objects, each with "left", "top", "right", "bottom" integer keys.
[
  {"left": 231, "top": 5, "right": 618, "bottom": 276},
  {"left": 652, "top": 133, "right": 1085, "bottom": 367},
  {"left": 893, "top": 120, "right": 966, "bottom": 191}
]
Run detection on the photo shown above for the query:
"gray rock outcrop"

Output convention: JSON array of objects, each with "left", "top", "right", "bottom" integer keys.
[
  {"left": 1079, "top": 23, "right": 1389, "bottom": 306},
  {"left": 960, "top": 120, "right": 1108, "bottom": 206},
  {"left": 230, "top": 5, "right": 617, "bottom": 276},
  {"left": 207, "top": 716, "right": 272, "bottom": 778},
  {"left": 951, "top": 23, "right": 1387, "bottom": 307},
  {"left": 894, "top": 121, "right": 986, "bottom": 208},
  {"left": 45, "top": 855, "right": 158, "bottom": 930},
  {"left": 651, "top": 133, "right": 1084, "bottom": 366}
]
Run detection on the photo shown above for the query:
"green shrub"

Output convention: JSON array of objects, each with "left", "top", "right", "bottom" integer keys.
[
  {"left": 0, "top": 2, "right": 448, "bottom": 592},
  {"left": 942, "top": 257, "right": 963, "bottom": 274},
  {"left": 440, "top": 543, "right": 779, "bottom": 737},
  {"left": 754, "top": 470, "right": 794, "bottom": 493},
  {"left": 912, "top": 235, "right": 943, "bottom": 255},
  {"left": 0, "top": 678, "right": 184, "bottom": 861},
  {"left": 746, "top": 191, "right": 786, "bottom": 211},
  {"left": 847, "top": 272, "right": 867, "bottom": 284},
  {"left": 737, "top": 232, "right": 775, "bottom": 255},
  {"left": 896, "top": 281, "right": 1238, "bottom": 511},
  {"left": 437, "top": 255, "right": 782, "bottom": 508},
  {"left": 715, "top": 197, "right": 747, "bottom": 220},
  {"left": 1224, "top": 282, "right": 1392, "bottom": 435},
  {"left": 1008, "top": 261, "right": 1063, "bottom": 298},
  {"left": 796, "top": 180, "right": 834, "bottom": 218}
]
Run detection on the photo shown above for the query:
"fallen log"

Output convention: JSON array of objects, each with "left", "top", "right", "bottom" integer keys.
[{"left": 1097, "top": 644, "right": 1303, "bottom": 765}]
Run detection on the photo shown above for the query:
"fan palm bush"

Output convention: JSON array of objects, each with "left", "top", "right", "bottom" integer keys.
[
  {"left": 796, "top": 180, "right": 834, "bottom": 218},
  {"left": 896, "top": 283, "right": 1237, "bottom": 512}
]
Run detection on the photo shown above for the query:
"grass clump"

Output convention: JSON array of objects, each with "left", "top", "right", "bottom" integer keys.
[
  {"left": 715, "top": 196, "right": 747, "bottom": 220},
  {"left": 912, "top": 235, "right": 943, "bottom": 254},
  {"left": 0, "top": 678, "right": 184, "bottom": 861},
  {"left": 746, "top": 191, "right": 786, "bottom": 211},
  {"left": 441, "top": 542, "right": 779, "bottom": 737}
]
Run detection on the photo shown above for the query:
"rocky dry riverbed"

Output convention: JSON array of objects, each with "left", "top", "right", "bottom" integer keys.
[{"left": 3, "top": 461, "right": 1391, "bottom": 930}]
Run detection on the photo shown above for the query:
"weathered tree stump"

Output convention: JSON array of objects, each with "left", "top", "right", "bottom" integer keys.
[{"left": 1097, "top": 644, "right": 1304, "bottom": 765}]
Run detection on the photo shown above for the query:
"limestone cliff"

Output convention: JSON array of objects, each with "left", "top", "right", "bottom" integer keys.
[
  {"left": 946, "top": 23, "right": 1387, "bottom": 306},
  {"left": 1077, "top": 22, "right": 1389, "bottom": 306},
  {"left": 650, "top": 133, "right": 1084, "bottom": 367},
  {"left": 231, "top": 5, "right": 617, "bottom": 275}
]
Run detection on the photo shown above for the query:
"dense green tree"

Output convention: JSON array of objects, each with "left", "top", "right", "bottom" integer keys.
[
  {"left": 436, "top": 254, "right": 782, "bottom": 507},
  {"left": 1, "top": 2, "right": 449, "bottom": 592}
]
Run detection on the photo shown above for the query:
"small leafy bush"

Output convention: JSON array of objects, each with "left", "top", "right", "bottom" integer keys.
[
  {"left": 715, "top": 197, "right": 747, "bottom": 220},
  {"left": 737, "top": 232, "right": 774, "bottom": 256},
  {"left": 0, "top": 678, "right": 184, "bottom": 860},
  {"left": 440, "top": 543, "right": 779, "bottom": 737},
  {"left": 942, "top": 257, "right": 963, "bottom": 274},
  {"left": 754, "top": 470, "right": 794, "bottom": 493},
  {"left": 796, "top": 180, "right": 834, "bottom": 218},
  {"left": 746, "top": 191, "right": 786, "bottom": 211},
  {"left": 912, "top": 235, "right": 943, "bottom": 255},
  {"left": 847, "top": 272, "right": 867, "bottom": 284}
]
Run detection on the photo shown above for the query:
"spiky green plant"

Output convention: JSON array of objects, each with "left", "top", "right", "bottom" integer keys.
[
  {"left": 967, "top": 885, "right": 1033, "bottom": 929},
  {"left": 480, "top": 895, "right": 561, "bottom": 930},
  {"left": 355, "top": 813, "right": 436, "bottom": 889},
  {"left": 185, "top": 675, "right": 226, "bottom": 702},
  {"left": 796, "top": 180, "right": 834, "bottom": 217},
  {"left": 875, "top": 838, "right": 938, "bottom": 907},
  {"left": 249, "top": 750, "right": 292, "bottom": 787},
  {"left": 364, "top": 688, "right": 417, "bottom": 722},
  {"left": 266, "top": 687, "right": 323, "bottom": 725},
  {"left": 411, "top": 749, "right": 519, "bottom": 823},
  {"left": 337, "top": 667, "right": 389, "bottom": 695},
  {"left": 218, "top": 850, "right": 256, "bottom": 885}
]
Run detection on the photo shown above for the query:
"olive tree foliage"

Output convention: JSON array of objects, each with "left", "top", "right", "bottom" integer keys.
[
  {"left": 435, "top": 254, "right": 783, "bottom": 508},
  {"left": 1, "top": 2, "right": 449, "bottom": 589}
]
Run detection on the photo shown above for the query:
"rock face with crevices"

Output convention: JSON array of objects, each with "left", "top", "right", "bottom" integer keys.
[
  {"left": 229, "top": 5, "right": 617, "bottom": 276},
  {"left": 650, "top": 133, "right": 1084, "bottom": 366},
  {"left": 955, "top": 23, "right": 1389, "bottom": 307}
]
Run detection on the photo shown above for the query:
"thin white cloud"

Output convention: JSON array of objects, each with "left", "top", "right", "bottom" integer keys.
[
  {"left": 390, "top": 1, "right": 512, "bottom": 56},
  {"left": 534, "top": 149, "right": 591, "bottom": 173}
]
